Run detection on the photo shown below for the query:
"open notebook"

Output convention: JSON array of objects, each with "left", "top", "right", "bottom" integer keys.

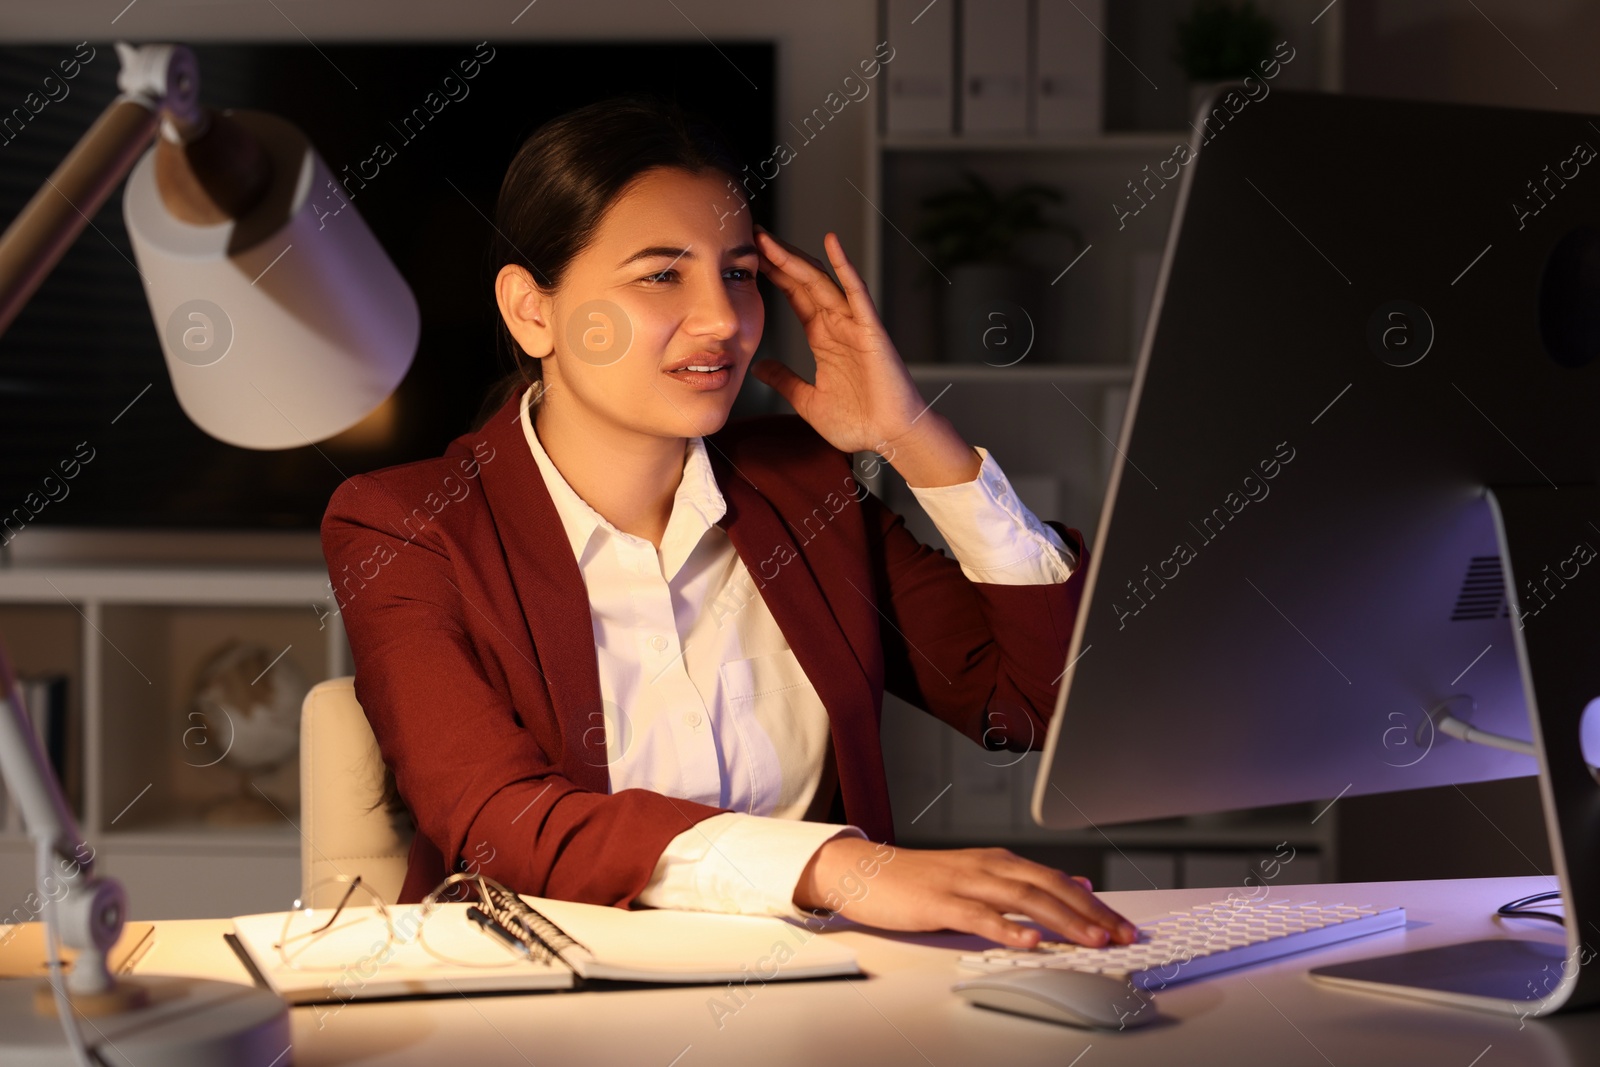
[{"left": 229, "top": 891, "right": 859, "bottom": 1004}]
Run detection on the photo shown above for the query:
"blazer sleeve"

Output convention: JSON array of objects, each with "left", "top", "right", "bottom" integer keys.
[
  {"left": 322, "top": 472, "right": 733, "bottom": 909},
  {"left": 856, "top": 471, "right": 1090, "bottom": 756}
]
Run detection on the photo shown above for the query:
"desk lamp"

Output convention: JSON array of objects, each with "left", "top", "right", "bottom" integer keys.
[{"left": 0, "top": 41, "right": 421, "bottom": 1065}]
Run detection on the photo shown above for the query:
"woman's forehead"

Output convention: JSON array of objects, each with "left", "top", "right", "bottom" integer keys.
[{"left": 597, "top": 169, "right": 751, "bottom": 244}]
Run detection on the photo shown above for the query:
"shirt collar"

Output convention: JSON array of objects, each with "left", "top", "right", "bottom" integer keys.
[{"left": 518, "top": 383, "right": 727, "bottom": 580}]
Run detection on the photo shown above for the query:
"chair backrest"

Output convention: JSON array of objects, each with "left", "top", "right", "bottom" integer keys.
[{"left": 299, "top": 676, "right": 414, "bottom": 906}]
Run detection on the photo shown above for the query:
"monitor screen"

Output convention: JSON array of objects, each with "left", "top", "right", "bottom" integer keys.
[{"left": 1034, "top": 88, "right": 1600, "bottom": 830}]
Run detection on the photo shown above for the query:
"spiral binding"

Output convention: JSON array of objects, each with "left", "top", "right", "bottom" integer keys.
[{"left": 475, "top": 880, "right": 589, "bottom": 967}]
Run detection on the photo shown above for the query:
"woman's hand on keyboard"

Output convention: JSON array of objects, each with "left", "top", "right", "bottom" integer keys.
[{"left": 792, "top": 838, "right": 1139, "bottom": 948}]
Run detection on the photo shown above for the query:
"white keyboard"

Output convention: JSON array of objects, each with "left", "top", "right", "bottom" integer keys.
[{"left": 958, "top": 899, "right": 1406, "bottom": 989}]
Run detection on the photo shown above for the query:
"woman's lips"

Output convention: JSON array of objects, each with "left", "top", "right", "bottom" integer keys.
[{"left": 663, "top": 365, "right": 732, "bottom": 389}]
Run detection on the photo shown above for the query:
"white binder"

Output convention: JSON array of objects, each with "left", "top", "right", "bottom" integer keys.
[
  {"left": 960, "top": 0, "right": 1030, "bottom": 134},
  {"left": 884, "top": 0, "right": 956, "bottom": 135},
  {"left": 1034, "top": 0, "right": 1106, "bottom": 134}
]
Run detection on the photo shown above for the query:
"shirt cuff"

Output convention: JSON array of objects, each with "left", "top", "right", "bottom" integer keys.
[
  {"left": 636, "top": 811, "right": 866, "bottom": 920},
  {"left": 906, "top": 446, "right": 1079, "bottom": 585}
]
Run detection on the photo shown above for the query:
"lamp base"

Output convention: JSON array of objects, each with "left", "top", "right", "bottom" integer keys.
[
  {"left": 32, "top": 977, "right": 151, "bottom": 1016},
  {"left": 1, "top": 974, "right": 291, "bottom": 1067}
]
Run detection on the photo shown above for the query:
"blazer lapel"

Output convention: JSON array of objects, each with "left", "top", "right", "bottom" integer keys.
[
  {"left": 472, "top": 393, "right": 611, "bottom": 794},
  {"left": 706, "top": 445, "right": 895, "bottom": 842}
]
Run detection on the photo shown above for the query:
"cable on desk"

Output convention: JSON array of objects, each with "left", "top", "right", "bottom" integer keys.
[{"left": 1495, "top": 890, "right": 1565, "bottom": 926}]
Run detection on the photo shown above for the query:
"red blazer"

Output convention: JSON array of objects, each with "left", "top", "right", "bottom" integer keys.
[{"left": 321, "top": 389, "right": 1090, "bottom": 907}]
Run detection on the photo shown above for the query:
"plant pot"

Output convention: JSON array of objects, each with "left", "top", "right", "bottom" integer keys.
[{"left": 939, "top": 262, "right": 1046, "bottom": 365}]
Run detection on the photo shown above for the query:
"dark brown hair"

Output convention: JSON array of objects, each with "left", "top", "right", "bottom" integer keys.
[{"left": 469, "top": 92, "right": 748, "bottom": 432}]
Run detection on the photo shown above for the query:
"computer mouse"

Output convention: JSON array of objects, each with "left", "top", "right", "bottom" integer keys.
[{"left": 952, "top": 969, "right": 1159, "bottom": 1030}]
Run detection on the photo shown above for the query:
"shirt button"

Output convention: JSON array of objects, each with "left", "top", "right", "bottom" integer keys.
[
  {"left": 683, "top": 711, "right": 702, "bottom": 728},
  {"left": 649, "top": 634, "right": 668, "bottom": 652}
]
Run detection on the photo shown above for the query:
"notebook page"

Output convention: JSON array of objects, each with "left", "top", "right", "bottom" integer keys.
[{"left": 230, "top": 903, "right": 573, "bottom": 1003}]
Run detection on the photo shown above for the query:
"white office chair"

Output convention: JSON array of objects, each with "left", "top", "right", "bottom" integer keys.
[{"left": 299, "top": 676, "right": 415, "bottom": 907}]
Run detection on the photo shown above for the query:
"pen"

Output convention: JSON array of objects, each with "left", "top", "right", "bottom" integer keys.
[{"left": 466, "top": 905, "right": 532, "bottom": 959}]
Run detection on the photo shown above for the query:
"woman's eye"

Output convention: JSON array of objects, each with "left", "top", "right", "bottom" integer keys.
[{"left": 639, "top": 267, "right": 755, "bottom": 285}]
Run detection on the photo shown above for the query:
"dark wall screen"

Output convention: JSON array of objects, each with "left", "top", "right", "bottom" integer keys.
[{"left": 0, "top": 40, "right": 776, "bottom": 530}]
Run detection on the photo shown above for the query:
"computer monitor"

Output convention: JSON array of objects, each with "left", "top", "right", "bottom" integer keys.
[{"left": 1033, "top": 87, "right": 1600, "bottom": 1018}]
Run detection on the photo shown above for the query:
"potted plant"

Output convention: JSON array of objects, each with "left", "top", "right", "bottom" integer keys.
[
  {"left": 913, "top": 170, "right": 1082, "bottom": 364},
  {"left": 1173, "top": 1, "right": 1277, "bottom": 117}
]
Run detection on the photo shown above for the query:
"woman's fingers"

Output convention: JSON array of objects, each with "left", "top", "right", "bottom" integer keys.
[
  {"left": 957, "top": 872, "right": 1129, "bottom": 947},
  {"left": 759, "top": 228, "right": 882, "bottom": 343},
  {"left": 950, "top": 850, "right": 1137, "bottom": 947},
  {"left": 749, "top": 358, "right": 813, "bottom": 417},
  {"left": 755, "top": 224, "right": 835, "bottom": 280},
  {"left": 755, "top": 227, "right": 850, "bottom": 318},
  {"left": 944, "top": 895, "right": 1047, "bottom": 948},
  {"left": 1026, "top": 869, "right": 1137, "bottom": 943},
  {"left": 759, "top": 227, "right": 870, "bottom": 317},
  {"left": 1036, "top": 869, "right": 1136, "bottom": 939},
  {"left": 753, "top": 233, "right": 822, "bottom": 320},
  {"left": 821, "top": 232, "right": 881, "bottom": 321},
  {"left": 1012, "top": 880, "right": 1132, "bottom": 946}
]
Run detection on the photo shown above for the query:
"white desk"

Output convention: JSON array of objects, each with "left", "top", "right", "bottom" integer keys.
[{"left": 127, "top": 876, "right": 1594, "bottom": 1066}]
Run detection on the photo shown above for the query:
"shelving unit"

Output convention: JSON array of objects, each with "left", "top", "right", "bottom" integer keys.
[
  {"left": 862, "top": 3, "right": 1343, "bottom": 889},
  {"left": 0, "top": 564, "right": 349, "bottom": 920},
  {"left": 880, "top": 131, "right": 1191, "bottom": 152}
]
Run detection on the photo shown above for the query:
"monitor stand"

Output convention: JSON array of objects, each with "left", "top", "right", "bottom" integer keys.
[{"left": 1309, "top": 483, "right": 1600, "bottom": 1021}]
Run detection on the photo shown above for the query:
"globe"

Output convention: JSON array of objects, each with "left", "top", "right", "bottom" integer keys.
[{"left": 188, "top": 640, "right": 310, "bottom": 826}]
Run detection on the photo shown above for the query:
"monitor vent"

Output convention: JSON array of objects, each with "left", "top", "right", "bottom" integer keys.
[{"left": 1451, "top": 555, "right": 1511, "bottom": 621}]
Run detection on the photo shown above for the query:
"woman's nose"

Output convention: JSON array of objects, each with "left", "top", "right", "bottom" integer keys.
[{"left": 684, "top": 272, "right": 740, "bottom": 339}]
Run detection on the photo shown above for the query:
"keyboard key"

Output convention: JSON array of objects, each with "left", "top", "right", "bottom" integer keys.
[{"left": 956, "top": 899, "right": 1406, "bottom": 989}]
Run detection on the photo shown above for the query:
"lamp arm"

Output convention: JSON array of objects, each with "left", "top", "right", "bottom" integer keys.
[
  {"left": 0, "top": 638, "right": 130, "bottom": 1000},
  {"left": 0, "top": 673, "right": 90, "bottom": 878},
  {"left": 0, "top": 99, "right": 157, "bottom": 337},
  {"left": 0, "top": 42, "right": 202, "bottom": 338}
]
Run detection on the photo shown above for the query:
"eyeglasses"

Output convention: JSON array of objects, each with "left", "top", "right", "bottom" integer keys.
[{"left": 273, "top": 872, "right": 537, "bottom": 973}]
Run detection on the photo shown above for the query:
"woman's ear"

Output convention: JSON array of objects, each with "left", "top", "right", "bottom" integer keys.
[{"left": 495, "top": 264, "right": 555, "bottom": 361}]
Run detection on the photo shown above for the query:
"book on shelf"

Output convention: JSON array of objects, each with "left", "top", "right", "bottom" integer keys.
[{"left": 228, "top": 885, "right": 859, "bottom": 1005}]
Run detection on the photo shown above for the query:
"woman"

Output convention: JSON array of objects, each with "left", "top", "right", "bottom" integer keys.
[{"left": 322, "top": 94, "right": 1136, "bottom": 951}]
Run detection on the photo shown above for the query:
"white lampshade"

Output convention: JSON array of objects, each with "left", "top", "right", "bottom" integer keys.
[{"left": 122, "top": 108, "right": 418, "bottom": 450}]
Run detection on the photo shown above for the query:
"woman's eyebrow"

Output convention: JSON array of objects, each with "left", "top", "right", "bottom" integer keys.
[{"left": 616, "top": 243, "right": 758, "bottom": 268}]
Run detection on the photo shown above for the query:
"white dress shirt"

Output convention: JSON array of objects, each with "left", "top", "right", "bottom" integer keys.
[{"left": 517, "top": 384, "right": 1077, "bottom": 919}]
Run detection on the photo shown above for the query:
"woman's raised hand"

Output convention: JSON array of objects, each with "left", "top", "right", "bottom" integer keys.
[{"left": 749, "top": 227, "right": 931, "bottom": 456}]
